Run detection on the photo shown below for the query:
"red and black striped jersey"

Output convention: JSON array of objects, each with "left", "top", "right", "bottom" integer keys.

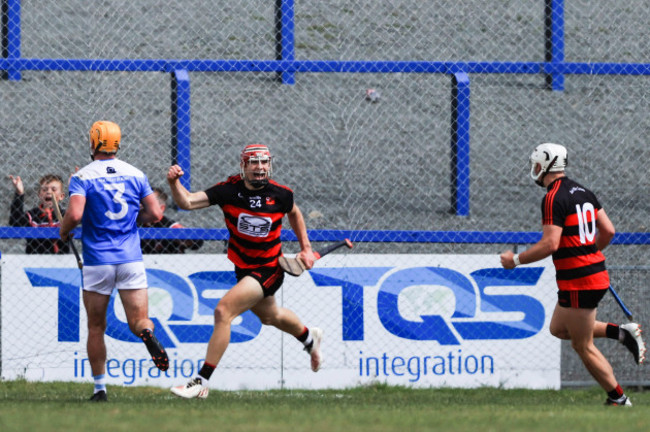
[
  {"left": 204, "top": 175, "right": 294, "bottom": 269},
  {"left": 541, "top": 177, "right": 609, "bottom": 291}
]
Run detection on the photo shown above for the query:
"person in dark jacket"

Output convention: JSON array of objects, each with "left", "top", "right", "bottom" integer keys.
[
  {"left": 9, "top": 173, "right": 70, "bottom": 254},
  {"left": 139, "top": 187, "right": 204, "bottom": 254}
]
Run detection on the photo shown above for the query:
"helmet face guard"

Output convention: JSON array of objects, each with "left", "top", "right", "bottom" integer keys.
[
  {"left": 89, "top": 121, "right": 121, "bottom": 160},
  {"left": 240, "top": 144, "right": 272, "bottom": 187},
  {"left": 529, "top": 143, "right": 568, "bottom": 186}
]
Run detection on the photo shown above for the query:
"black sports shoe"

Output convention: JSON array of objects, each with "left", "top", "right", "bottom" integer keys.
[
  {"left": 605, "top": 396, "right": 632, "bottom": 406},
  {"left": 89, "top": 390, "right": 108, "bottom": 402},
  {"left": 140, "top": 329, "right": 169, "bottom": 371}
]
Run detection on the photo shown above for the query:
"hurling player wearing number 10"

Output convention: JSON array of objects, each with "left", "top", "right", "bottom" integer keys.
[
  {"left": 167, "top": 144, "right": 322, "bottom": 399},
  {"left": 500, "top": 143, "right": 646, "bottom": 406}
]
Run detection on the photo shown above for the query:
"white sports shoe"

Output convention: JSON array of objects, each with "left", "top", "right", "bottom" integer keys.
[
  {"left": 306, "top": 327, "right": 323, "bottom": 372},
  {"left": 620, "top": 323, "right": 647, "bottom": 365},
  {"left": 605, "top": 396, "right": 633, "bottom": 407},
  {"left": 171, "top": 377, "right": 209, "bottom": 399}
]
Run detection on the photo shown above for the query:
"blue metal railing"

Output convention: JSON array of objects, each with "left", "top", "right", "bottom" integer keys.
[
  {"left": 545, "top": 0, "right": 565, "bottom": 90},
  {"left": 170, "top": 69, "right": 192, "bottom": 191},
  {"left": 1, "top": 227, "right": 650, "bottom": 246},
  {"left": 3, "top": 1, "right": 650, "bottom": 226}
]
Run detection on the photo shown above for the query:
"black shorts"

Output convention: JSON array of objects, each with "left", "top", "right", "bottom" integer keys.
[
  {"left": 235, "top": 265, "right": 285, "bottom": 297},
  {"left": 557, "top": 288, "right": 608, "bottom": 309}
]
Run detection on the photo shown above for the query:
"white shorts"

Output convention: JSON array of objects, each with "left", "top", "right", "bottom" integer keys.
[{"left": 83, "top": 262, "right": 148, "bottom": 295}]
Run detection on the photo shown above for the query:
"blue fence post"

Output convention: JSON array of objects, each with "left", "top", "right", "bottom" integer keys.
[
  {"left": 1, "top": 0, "right": 21, "bottom": 80},
  {"left": 171, "top": 69, "right": 191, "bottom": 191},
  {"left": 544, "top": 0, "right": 565, "bottom": 91},
  {"left": 274, "top": 0, "right": 295, "bottom": 85},
  {"left": 451, "top": 72, "right": 470, "bottom": 217}
]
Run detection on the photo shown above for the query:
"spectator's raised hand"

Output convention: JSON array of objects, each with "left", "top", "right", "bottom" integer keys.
[
  {"left": 68, "top": 166, "right": 79, "bottom": 185},
  {"left": 8, "top": 175, "right": 24, "bottom": 195}
]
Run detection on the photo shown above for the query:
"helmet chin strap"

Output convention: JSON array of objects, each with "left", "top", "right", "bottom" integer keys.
[
  {"left": 248, "top": 171, "right": 269, "bottom": 187},
  {"left": 243, "top": 162, "right": 270, "bottom": 188},
  {"left": 535, "top": 155, "right": 558, "bottom": 187},
  {"left": 249, "top": 179, "right": 269, "bottom": 188}
]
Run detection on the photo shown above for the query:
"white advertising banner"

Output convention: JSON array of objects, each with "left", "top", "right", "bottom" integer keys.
[{"left": 1, "top": 254, "right": 560, "bottom": 390}]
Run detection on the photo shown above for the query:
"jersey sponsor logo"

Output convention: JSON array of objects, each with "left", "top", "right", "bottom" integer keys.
[{"left": 237, "top": 213, "right": 272, "bottom": 237}]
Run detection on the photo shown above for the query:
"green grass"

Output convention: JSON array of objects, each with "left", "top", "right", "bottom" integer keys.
[{"left": 0, "top": 380, "right": 648, "bottom": 432}]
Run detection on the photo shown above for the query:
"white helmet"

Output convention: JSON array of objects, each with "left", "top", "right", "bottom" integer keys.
[{"left": 529, "top": 143, "right": 567, "bottom": 186}]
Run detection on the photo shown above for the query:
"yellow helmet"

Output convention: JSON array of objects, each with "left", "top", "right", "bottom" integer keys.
[{"left": 89, "top": 121, "right": 121, "bottom": 157}]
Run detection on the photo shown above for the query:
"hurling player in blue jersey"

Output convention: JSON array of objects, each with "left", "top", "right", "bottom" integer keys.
[{"left": 60, "top": 121, "right": 169, "bottom": 402}]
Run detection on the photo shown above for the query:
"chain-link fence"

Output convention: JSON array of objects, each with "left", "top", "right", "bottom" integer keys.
[{"left": 1, "top": 1, "right": 648, "bottom": 389}]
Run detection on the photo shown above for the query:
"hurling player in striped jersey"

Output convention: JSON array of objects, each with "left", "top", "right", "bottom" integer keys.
[
  {"left": 167, "top": 143, "right": 322, "bottom": 399},
  {"left": 500, "top": 143, "right": 646, "bottom": 406}
]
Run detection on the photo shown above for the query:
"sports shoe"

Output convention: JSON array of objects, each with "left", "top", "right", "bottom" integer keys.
[
  {"left": 605, "top": 396, "right": 632, "bottom": 406},
  {"left": 89, "top": 390, "right": 108, "bottom": 402},
  {"left": 140, "top": 329, "right": 169, "bottom": 371},
  {"left": 305, "top": 327, "right": 323, "bottom": 372},
  {"left": 171, "top": 378, "right": 209, "bottom": 399},
  {"left": 620, "top": 323, "right": 647, "bottom": 365}
]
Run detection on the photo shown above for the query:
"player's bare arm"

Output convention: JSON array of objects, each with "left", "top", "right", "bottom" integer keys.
[
  {"left": 287, "top": 203, "right": 316, "bottom": 269},
  {"left": 59, "top": 194, "right": 85, "bottom": 241},
  {"left": 500, "top": 224, "right": 562, "bottom": 269},
  {"left": 166, "top": 165, "right": 211, "bottom": 210},
  {"left": 595, "top": 209, "right": 615, "bottom": 251},
  {"left": 137, "top": 192, "right": 163, "bottom": 225}
]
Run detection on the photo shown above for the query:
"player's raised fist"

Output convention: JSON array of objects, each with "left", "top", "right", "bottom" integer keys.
[{"left": 167, "top": 165, "right": 184, "bottom": 182}]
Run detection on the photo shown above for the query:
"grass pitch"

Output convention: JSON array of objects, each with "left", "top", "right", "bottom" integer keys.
[{"left": 0, "top": 380, "right": 648, "bottom": 432}]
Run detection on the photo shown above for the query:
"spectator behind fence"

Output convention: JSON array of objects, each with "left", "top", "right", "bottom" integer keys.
[
  {"left": 9, "top": 173, "right": 71, "bottom": 254},
  {"left": 139, "top": 187, "right": 204, "bottom": 254}
]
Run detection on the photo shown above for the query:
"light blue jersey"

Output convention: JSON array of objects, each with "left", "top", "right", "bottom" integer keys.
[{"left": 69, "top": 158, "right": 153, "bottom": 265}]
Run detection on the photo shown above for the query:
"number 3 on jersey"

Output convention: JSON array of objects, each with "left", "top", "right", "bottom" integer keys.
[
  {"left": 104, "top": 182, "right": 128, "bottom": 220},
  {"left": 575, "top": 203, "right": 596, "bottom": 244}
]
